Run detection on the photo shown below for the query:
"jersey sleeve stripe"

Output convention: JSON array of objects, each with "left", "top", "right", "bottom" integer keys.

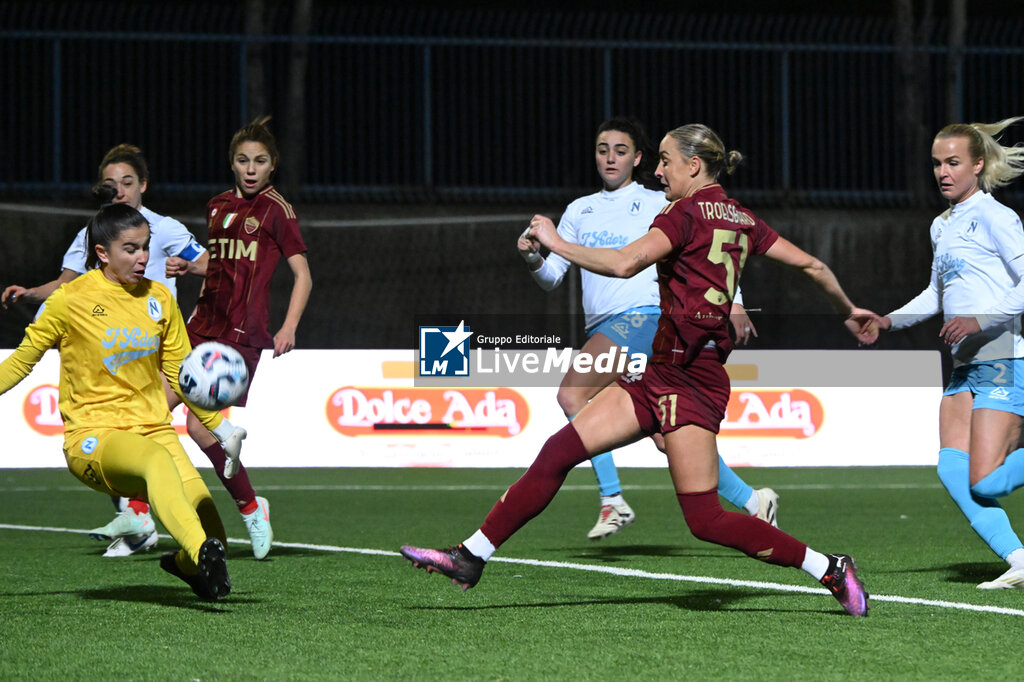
[
  {"left": 659, "top": 201, "right": 678, "bottom": 215},
  {"left": 265, "top": 189, "right": 297, "bottom": 219}
]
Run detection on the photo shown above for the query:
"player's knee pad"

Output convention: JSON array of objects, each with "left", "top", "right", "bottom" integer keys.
[{"left": 677, "top": 489, "right": 725, "bottom": 543}]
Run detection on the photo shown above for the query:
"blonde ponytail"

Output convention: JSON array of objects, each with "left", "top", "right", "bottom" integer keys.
[{"left": 936, "top": 117, "right": 1024, "bottom": 192}]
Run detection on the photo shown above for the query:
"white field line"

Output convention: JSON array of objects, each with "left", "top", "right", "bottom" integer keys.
[
  {"left": 2, "top": 522, "right": 1021, "bottom": 618},
  {"left": 0, "top": 482, "right": 943, "bottom": 493}
]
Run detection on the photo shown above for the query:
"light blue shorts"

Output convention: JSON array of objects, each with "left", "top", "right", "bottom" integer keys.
[
  {"left": 588, "top": 306, "right": 660, "bottom": 356},
  {"left": 944, "top": 358, "right": 1024, "bottom": 415}
]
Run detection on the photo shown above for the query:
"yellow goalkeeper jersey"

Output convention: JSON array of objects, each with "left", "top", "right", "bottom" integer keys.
[{"left": 0, "top": 268, "right": 222, "bottom": 434}]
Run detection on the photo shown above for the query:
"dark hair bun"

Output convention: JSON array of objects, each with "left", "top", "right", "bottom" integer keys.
[{"left": 91, "top": 183, "right": 118, "bottom": 205}]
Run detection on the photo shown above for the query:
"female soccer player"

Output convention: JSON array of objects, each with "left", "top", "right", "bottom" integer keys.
[
  {"left": 0, "top": 144, "right": 235, "bottom": 559},
  {"left": 165, "top": 116, "right": 312, "bottom": 559},
  {"left": 518, "top": 117, "right": 777, "bottom": 540},
  {"left": 869, "top": 117, "right": 1024, "bottom": 589},
  {"left": 402, "top": 123, "right": 872, "bottom": 617},
  {"left": 2, "top": 143, "right": 208, "bottom": 306},
  {"left": 0, "top": 203, "right": 236, "bottom": 600}
]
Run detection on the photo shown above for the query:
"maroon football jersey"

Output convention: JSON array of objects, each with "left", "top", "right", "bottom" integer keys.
[
  {"left": 187, "top": 185, "right": 307, "bottom": 348},
  {"left": 649, "top": 184, "right": 778, "bottom": 365}
]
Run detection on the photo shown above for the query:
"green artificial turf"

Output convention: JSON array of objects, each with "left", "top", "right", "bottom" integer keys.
[{"left": 2, "top": 466, "right": 1022, "bottom": 680}]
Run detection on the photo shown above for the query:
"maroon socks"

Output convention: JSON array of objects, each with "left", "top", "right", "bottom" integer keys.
[
  {"left": 201, "top": 442, "right": 257, "bottom": 510},
  {"left": 677, "top": 489, "right": 807, "bottom": 567},
  {"left": 480, "top": 424, "right": 591, "bottom": 548}
]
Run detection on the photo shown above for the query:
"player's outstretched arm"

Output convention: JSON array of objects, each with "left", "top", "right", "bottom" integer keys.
[
  {"left": 1, "top": 285, "right": 27, "bottom": 309},
  {"left": 2, "top": 268, "right": 80, "bottom": 308},
  {"left": 273, "top": 253, "right": 312, "bottom": 357},
  {"left": 763, "top": 237, "right": 854, "bottom": 314},
  {"left": 762, "top": 237, "right": 878, "bottom": 344},
  {"left": 530, "top": 216, "right": 672, "bottom": 279},
  {"left": 844, "top": 309, "right": 881, "bottom": 345}
]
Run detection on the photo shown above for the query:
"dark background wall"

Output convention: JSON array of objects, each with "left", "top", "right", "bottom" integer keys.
[
  {"left": 0, "top": 201, "right": 944, "bottom": 353},
  {"left": 3, "top": 1, "right": 1023, "bottom": 205},
  {"left": 1, "top": 0, "right": 1019, "bottom": 358}
]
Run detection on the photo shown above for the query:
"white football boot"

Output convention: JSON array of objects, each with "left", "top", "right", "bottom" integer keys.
[
  {"left": 242, "top": 496, "right": 274, "bottom": 560},
  {"left": 977, "top": 565, "right": 1024, "bottom": 589},
  {"left": 754, "top": 487, "right": 779, "bottom": 528},
  {"left": 587, "top": 501, "right": 636, "bottom": 540}
]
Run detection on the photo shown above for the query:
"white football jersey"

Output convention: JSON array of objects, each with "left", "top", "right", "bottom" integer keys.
[
  {"left": 61, "top": 205, "right": 205, "bottom": 299},
  {"left": 532, "top": 182, "right": 663, "bottom": 331},
  {"left": 890, "top": 191, "right": 1024, "bottom": 365}
]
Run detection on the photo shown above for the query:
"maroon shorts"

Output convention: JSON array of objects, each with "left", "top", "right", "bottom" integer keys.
[
  {"left": 617, "top": 348, "right": 731, "bottom": 435},
  {"left": 186, "top": 330, "right": 263, "bottom": 407}
]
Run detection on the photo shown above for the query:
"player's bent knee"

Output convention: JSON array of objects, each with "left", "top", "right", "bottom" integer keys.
[
  {"left": 971, "top": 473, "right": 1009, "bottom": 499},
  {"left": 685, "top": 516, "right": 726, "bottom": 543},
  {"left": 677, "top": 490, "right": 727, "bottom": 543},
  {"left": 556, "top": 388, "right": 586, "bottom": 418}
]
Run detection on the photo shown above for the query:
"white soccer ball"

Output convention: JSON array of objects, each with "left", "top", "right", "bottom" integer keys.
[{"left": 178, "top": 341, "right": 250, "bottom": 411}]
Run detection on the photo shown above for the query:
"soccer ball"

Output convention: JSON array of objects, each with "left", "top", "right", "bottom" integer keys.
[{"left": 178, "top": 342, "right": 250, "bottom": 411}]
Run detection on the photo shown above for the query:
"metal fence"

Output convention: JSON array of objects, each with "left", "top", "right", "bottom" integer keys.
[{"left": 2, "top": 5, "right": 1024, "bottom": 206}]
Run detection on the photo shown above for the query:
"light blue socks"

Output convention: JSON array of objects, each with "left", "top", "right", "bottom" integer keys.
[
  {"left": 590, "top": 451, "right": 621, "bottom": 497},
  {"left": 971, "top": 448, "right": 1024, "bottom": 499},
  {"left": 938, "top": 447, "right": 1023, "bottom": 560},
  {"left": 717, "top": 455, "right": 754, "bottom": 509},
  {"left": 593, "top": 449, "right": 753, "bottom": 509},
  {"left": 578, "top": 407, "right": 620, "bottom": 496}
]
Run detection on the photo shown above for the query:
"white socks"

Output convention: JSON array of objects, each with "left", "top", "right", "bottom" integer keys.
[
  {"left": 801, "top": 548, "right": 831, "bottom": 581},
  {"left": 742, "top": 490, "right": 759, "bottom": 516},
  {"left": 1006, "top": 548, "right": 1024, "bottom": 569},
  {"left": 463, "top": 530, "right": 496, "bottom": 562}
]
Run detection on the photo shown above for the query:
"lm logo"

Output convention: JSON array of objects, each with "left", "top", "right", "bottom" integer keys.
[{"left": 419, "top": 320, "right": 472, "bottom": 377}]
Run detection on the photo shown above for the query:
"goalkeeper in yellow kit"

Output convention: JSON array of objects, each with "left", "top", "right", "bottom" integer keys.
[{"left": 0, "top": 203, "right": 240, "bottom": 600}]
